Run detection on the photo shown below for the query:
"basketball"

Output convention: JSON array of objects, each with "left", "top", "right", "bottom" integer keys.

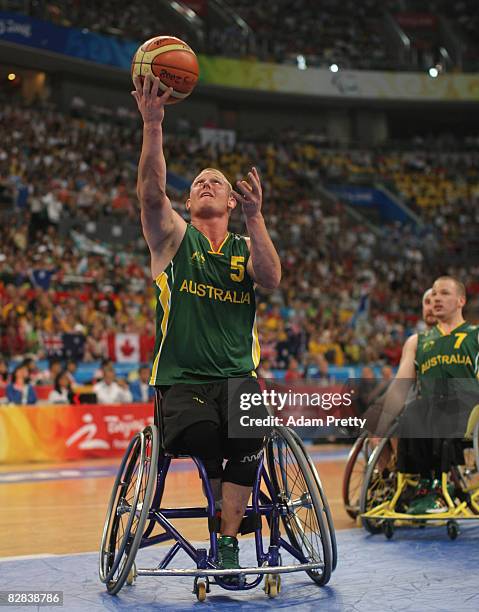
[{"left": 131, "top": 35, "right": 199, "bottom": 104}]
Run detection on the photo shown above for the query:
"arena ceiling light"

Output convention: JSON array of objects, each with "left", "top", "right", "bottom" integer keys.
[
  {"left": 171, "top": 1, "right": 197, "bottom": 23},
  {"left": 297, "top": 55, "right": 307, "bottom": 70},
  {"left": 329, "top": 64, "right": 339, "bottom": 73},
  {"left": 428, "top": 67, "right": 439, "bottom": 78}
]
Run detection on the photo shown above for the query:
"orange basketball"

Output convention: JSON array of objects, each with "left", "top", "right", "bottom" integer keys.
[{"left": 131, "top": 35, "right": 199, "bottom": 104}]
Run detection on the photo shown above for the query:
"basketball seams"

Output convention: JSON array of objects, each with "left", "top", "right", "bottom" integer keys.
[
  {"left": 131, "top": 35, "right": 198, "bottom": 104},
  {"left": 142, "top": 44, "right": 195, "bottom": 58},
  {"left": 151, "top": 64, "right": 199, "bottom": 78}
]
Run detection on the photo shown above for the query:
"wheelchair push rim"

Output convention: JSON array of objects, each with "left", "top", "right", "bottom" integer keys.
[
  {"left": 285, "top": 427, "right": 338, "bottom": 571},
  {"left": 359, "top": 435, "right": 398, "bottom": 534},
  {"left": 266, "top": 426, "right": 333, "bottom": 586},
  {"left": 342, "top": 430, "right": 371, "bottom": 519},
  {"left": 99, "top": 424, "right": 159, "bottom": 591}
]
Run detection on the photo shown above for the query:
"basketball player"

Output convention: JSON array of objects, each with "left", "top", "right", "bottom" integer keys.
[
  {"left": 367, "top": 288, "right": 437, "bottom": 467},
  {"left": 373, "top": 276, "right": 479, "bottom": 513},
  {"left": 132, "top": 75, "right": 281, "bottom": 575},
  {"left": 421, "top": 287, "right": 437, "bottom": 329}
]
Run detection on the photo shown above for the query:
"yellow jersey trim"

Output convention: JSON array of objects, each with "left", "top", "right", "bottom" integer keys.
[
  {"left": 436, "top": 320, "right": 466, "bottom": 336},
  {"left": 206, "top": 232, "right": 230, "bottom": 254},
  {"left": 150, "top": 270, "right": 172, "bottom": 384},
  {"left": 251, "top": 315, "right": 261, "bottom": 369}
]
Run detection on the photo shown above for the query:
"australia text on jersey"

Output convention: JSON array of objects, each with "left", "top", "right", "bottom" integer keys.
[
  {"left": 421, "top": 353, "right": 473, "bottom": 375},
  {"left": 179, "top": 279, "right": 251, "bottom": 304}
]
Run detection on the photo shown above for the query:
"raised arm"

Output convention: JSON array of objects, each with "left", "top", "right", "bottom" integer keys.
[
  {"left": 132, "top": 74, "right": 186, "bottom": 278},
  {"left": 232, "top": 167, "right": 281, "bottom": 290}
]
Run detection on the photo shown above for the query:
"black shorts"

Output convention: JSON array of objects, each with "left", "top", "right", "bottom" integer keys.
[{"left": 155, "top": 378, "right": 266, "bottom": 451}]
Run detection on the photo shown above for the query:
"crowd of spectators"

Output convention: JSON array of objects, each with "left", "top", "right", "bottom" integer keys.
[
  {"left": 0, "top": 354, "right": 155, "bottom": 405},
  {"left": 1, "top": 100, "right": 479, "bottom": 407},
  {"left": 217, "top": 0, "right": 391, "bottom": 69},
  {"left": 8, "top": 0, "right": 479, "bottom": 71}
]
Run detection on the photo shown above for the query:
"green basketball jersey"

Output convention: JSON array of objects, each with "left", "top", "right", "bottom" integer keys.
[
  {"left": 150, "top": 224, "right": 259, "bottom": 385},
  {"left": 415, "top": 322, "right": 479, "bottom": 381}
]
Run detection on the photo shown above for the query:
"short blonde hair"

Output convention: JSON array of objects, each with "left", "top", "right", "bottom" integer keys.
[
  {"left": 434, "top": 276, "right": 466, "bottom": 298},
  {"left": 191, "top": 168, "right": 232, "bottom": 194}
]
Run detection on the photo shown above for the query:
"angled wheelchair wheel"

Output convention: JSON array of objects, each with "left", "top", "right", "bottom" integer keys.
[
  {"left": 342, "top": 431, "right": 372, "bottom": 519},
  {"left": 99, "top": 424, "right": 159, "bottom": 594},
  {"left": 473, "top": 420, "right": 479, "bottom": 474},
  {"left": 287, "top": 427, "right": 337, "bottom": 571},
  {"left": 266, "top": 426, "right": 333, "bottom": 586},
  {"left": 359, "top": 435, "right": 397, "bottom": 534}
]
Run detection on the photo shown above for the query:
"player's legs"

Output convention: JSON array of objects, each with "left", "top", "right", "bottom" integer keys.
[{"left": 220, "top": 436, "right": 264, "bottom": 536}]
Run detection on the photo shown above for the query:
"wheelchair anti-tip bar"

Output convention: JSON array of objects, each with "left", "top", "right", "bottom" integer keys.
[{"left": 135, "top": 561, "right": 325, "bottom": 577}]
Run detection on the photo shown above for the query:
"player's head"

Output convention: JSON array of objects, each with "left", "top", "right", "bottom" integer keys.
[
  {"left": 421, "top": 288, "right": 437, "bottom": 328},
  {"left": 186, "top": 168, "right": 236, "bottom": 219},
  {"left": 431, "top": 276, "right": 466, "bottom": 322}
]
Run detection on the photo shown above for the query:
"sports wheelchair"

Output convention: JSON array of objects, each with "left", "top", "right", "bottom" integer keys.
[
  {"left": 99, "top": 395, "right": 337, "bottom": 601},
  {"left": 342, "top": 430, "right": 374, "bottom": 519},
  {"left": 356, "top": 416, "right": 479, "bottom": 540}
]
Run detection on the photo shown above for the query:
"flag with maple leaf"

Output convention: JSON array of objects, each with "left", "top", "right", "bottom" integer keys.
[{"left": 111, "top": 333, "right": 140, "bottom": 363}]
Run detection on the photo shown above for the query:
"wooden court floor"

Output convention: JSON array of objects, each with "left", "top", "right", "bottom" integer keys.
[{"left": 0, "top": 446, "right": 355, "bottom": 558}]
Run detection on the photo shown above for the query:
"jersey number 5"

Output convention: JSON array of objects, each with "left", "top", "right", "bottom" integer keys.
[{"left": 230, "top": 256, "right": 245, "bottom": 282}]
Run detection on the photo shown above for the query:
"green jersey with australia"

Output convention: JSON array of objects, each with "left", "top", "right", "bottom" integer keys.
[
  {"left": 150, "top": 224, "right": 259, "bottom": 385},
  {"left": 415, "top": 322, "right": 479, "bottom": 381}
]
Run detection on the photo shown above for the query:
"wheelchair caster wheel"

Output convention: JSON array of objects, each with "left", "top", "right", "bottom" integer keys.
[
  {"left": 193, "top": 578, "right": 208, "bottom": 602},
  {"left": 264, "top": 574, "right": 281, "bottom": 598},
  {"left": 383, "top": 522, "right": 394, "bottom": 540},
  {"left": 126, "top": 562, "right": 137, "bottom": 586},
  {"left": 447, "top": 520, "right": 459, "bottom": 540}
]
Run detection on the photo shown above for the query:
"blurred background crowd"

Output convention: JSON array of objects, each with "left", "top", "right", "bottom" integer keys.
[
  {"left": 1, "top": 2, "right": 478, "bottom": 404},
  {"left": 1, "top": 98, "right": 478, "bottom": 404},
  {"left": 24, "top": 0, "right": 479, "bottom": 71}
]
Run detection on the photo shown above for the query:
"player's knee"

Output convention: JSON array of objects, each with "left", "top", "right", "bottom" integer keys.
[
  {"left": 202, "top": 457, "right": 223, "bottom": 480},
  {"left": 171, "top": 421, "right": 221, "bottom": 459},
  {"left": 223, "top": 445, "right": 263, "bottom": 487}
]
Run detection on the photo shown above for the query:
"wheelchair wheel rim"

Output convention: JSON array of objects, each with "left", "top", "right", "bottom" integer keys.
[
  {"left": 342, "top": 431, "right": 371, "bottom": 519},
  {"left": 359, "top": 437, "right": 397, "bottom": 534},
  {"left": 100, "top": 426, "right": 157, "bottom": 586},
  {"left": 266, "top": 428, "right": 332, "bottom": 585}
]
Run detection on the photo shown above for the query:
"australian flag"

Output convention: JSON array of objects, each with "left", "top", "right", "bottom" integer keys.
[
  {"left": 42, "top": 333, "right": 85, "bottom": 360},
  {"left": 62, "top": 333, "right": 85, "bottom": 361}
]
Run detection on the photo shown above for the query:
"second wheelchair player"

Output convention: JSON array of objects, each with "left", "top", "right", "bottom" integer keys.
[{"left": 364, "top": 276, "right": 479, "bottom": 519}]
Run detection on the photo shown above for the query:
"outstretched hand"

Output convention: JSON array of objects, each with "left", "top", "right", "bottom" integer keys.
[
  {"left": 131, "top": 74, "right": 172, "bottom": 125},
  {"left": 232, "top": 167, "right": 263, "bottom": 219}
]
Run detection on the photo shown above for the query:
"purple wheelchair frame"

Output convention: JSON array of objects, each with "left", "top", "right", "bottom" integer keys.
[{"left": 134, "top": 446, "right": 325, "bottom": 591}]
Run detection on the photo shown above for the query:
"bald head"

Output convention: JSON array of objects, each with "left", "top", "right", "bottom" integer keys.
[{"left": 422, "top": 288, "right": 437, "bottom": 328}]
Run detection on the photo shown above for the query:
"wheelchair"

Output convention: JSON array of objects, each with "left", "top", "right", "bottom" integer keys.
[
  {"left": 342, "top": 430, "right": 374, "bottom": 519},
  {"left": 98, "top": 393, "right": 337, "bottom": 601},
  {"left": 358, "top": 418, "right": 479, "bottom": 540}
]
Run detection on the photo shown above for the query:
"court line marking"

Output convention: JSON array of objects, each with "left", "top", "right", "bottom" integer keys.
[
  {"left": 0, "top": 527, "right": 364, "bottom": 562},
  {"left": 0, "top": 504, "right": 107, "bottom": 511},
  {"left": 0, "top": 450, "right": 349, "bottom": 483},
  {"left": 0, "top": 550, "right": 97, "bottom": 562}
]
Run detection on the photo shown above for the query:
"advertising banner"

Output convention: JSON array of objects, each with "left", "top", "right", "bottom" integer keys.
[
  {"left": 198, "top": 55, "right": 479, "bottom": 102},
  {"left": 0, "top": 11, "right": 136, "bottom": 69},
  {"left": 0, "top": 403, "right": 153, "bottom": 464}
]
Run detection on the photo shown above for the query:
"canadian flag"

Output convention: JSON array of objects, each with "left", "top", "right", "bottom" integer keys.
[{"left": 113, "top": 333, "right": 140, "bottom": 363}]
